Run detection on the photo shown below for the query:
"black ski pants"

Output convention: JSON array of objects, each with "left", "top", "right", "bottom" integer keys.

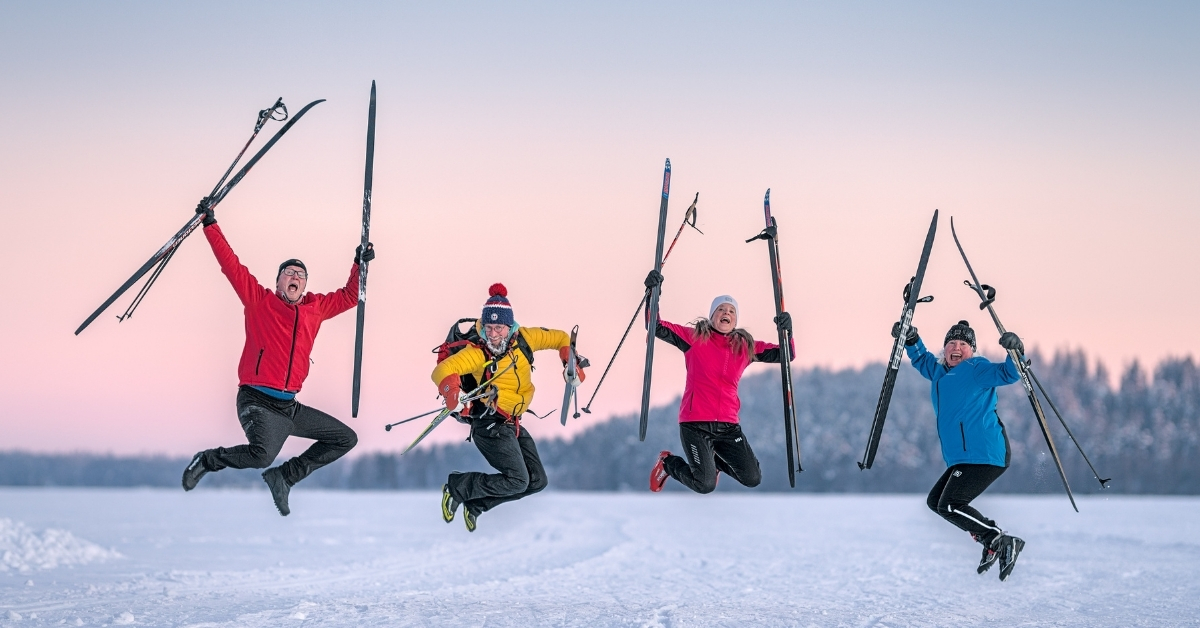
[
  {"left": 201, "top": 386, "right": 358, "bottom": 486},
  {"left": 447, "top": 416, "right": 547, "bottom": 516},
  {"left": 927, "top": 463, "right": 1007, "bottom": 544},
  {"left": 663, "top": 421, "right": 761, "bottom": 494}
]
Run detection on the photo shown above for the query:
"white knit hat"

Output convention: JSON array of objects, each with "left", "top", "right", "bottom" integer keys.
[{"left": 709, "top": 295, "right": 739, "bottom": 319}]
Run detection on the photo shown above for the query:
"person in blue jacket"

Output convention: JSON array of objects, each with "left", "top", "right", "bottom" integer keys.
[{"left": 894, "top": 319, "right": 1027, "bottom": 581}]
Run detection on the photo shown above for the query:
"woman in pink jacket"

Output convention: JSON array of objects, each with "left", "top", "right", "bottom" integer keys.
[{"left": 644, "top": 270, "right": 794, "bottom": 493}]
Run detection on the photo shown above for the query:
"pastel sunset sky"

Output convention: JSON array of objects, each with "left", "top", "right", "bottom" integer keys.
[{"left": 1, "top": 2, "right": 1197, "bottom": 456}]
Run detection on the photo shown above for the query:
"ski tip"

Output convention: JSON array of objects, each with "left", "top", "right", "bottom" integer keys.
[
  {"left": 664, "top": 158, "right": 671, "bottom": 170},
  {"left": 765, "top": 188, "right": 771, "bottom": 202}
]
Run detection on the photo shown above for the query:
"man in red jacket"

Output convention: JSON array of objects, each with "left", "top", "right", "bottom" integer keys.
[{"left": 180, "top": 200, "right": 373, "bottom": 516}]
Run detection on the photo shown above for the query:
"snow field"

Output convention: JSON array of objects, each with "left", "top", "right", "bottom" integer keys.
[{"left": 0, "top": 489, "right": 1198, "bottom": 627}]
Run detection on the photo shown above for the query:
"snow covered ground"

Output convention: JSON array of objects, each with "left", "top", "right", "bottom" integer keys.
[{"left": 0, "top": 488, "right": 1197, "bottom": 627}]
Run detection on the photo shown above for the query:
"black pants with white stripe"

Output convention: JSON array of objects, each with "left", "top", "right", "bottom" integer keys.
[
  {"left": 663, "top": 421, "right": 761, "bottom": 494},
  {"left": 927, "top": 463, "right": 1007, "bottom": 544}
]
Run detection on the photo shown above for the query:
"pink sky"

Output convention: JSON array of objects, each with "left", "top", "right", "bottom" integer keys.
[{"left": 1, "top": 3, "right": 1197, "bottom": 456}]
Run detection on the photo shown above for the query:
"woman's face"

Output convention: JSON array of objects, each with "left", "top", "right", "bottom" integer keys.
[
  {"left": 710, "top": 303, "right": 737, "bottom": 334},
  {"left": 944, "top": 339, "right": 974, "bottom": 367}
]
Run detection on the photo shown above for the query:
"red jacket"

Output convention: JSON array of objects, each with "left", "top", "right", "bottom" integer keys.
[
  {"left": 204, "top": 224, "right": 359, "bottom": 392},
  {"left": 655, "top": 319, "right": 794, "bottom": 424}
]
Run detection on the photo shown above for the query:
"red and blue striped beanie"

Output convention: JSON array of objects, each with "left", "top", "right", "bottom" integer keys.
[{"left": 481, "top": 283, "right": 515, "bottom": 327}]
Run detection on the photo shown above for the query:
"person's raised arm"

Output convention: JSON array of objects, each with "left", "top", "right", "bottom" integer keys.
[{"left": 200, "top": 201, "right": 267, "bottom": 306}]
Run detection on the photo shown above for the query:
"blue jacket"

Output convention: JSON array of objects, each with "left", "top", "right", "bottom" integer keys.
[{"left": 905, "top": 338, "right": 1020, "bottom": 468}]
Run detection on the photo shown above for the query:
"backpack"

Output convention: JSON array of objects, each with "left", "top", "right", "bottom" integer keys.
[{"left": 432, "top": 318, "right": 534, "bottom": 392}]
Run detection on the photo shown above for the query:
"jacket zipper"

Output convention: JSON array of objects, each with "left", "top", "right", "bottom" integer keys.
[
  {"left": 255, "top": 349, "right": 264, "bottom": 375},
  {"left": 283, "top": 305, "right": 299, "bottom": 390},
  {"left": 960, "top": 423, "right": 967, "bottom": 451}
]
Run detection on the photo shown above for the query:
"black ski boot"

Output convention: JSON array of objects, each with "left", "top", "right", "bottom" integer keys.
[
  {"left": 994, "top": 534, "right": 1025, "bottom": 581},
  {"left": 262, "top": 466, "right": 292, "bottom": 516},
  {"left": 464, "top": 508, "right": 478, "bottom": 533},
  {"left": 441, "top": 484, "right": 460, "bottom": 523},
  {"left": 182, "top": 452, "right": 210, "bottom": 491},
  {"left": 972, "top": 533, "right": 998, "bottom": 574}
]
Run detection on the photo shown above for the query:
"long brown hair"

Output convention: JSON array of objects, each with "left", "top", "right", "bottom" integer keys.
[{"left": 691, "top": 318, "right": 755, "bottom": 359}]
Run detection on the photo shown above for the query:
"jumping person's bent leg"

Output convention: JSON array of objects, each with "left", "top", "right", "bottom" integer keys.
[
  {"left": 202, "top": 387, "right": 292, "bottom": 472},
  {"left": 711, "top": 423, "right": 762, "bottom": 488},
  {"left": 283, "top": 402, "right": 358, "bottom": 486},
  {"left": 931, "top": 463, "right": 1007, "bottom": 543},
  {"left": 663, "top": 422, "right": 719, "bottom": 494},
  {"left": 469, "top": 427, "right": 547, "bottom": 514},
  {"left": 448, "top": 418, "right": 530, "bottom": 514}
]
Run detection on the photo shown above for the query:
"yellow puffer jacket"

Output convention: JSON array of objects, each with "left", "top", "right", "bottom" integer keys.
[{"left": 431, "top": 324, "right": 571, "bottom": 418}]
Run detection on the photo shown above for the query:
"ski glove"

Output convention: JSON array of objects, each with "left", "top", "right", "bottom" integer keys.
[
  {"left": 891, "top": 321, "right": 920, "bottom": 346},
  {"left": 559, "top": 346, "right": 587, "bottom": 386},
  {"left": 439, "top": 374, "right": 461, "bottom": 412},
  {"left": 998, "top": 331, "right": 1024, "bottom": 355},
  {"left": 644, "top": 269, "right": 664, "bottom": 292},
  {"left": 773, "top": 311, "right": 793, "bottom": 335},
  {"left": 355, "top": 243, "right": 375, "bottom": 265},
  {"left": 195, "top": 198, "right": 216, "bottom": 226}
]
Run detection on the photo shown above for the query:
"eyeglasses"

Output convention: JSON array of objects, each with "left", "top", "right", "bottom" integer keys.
[{"left": 281, "top": 269, "right": 307, "bottom": 279}]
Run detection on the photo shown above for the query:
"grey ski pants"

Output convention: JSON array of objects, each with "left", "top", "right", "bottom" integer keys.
[
  {"left": 447, "top": 416, "right": 547, "bottom": 516},
  {"left": 201, "top": 386, "right": 358, "bottom": 486}
]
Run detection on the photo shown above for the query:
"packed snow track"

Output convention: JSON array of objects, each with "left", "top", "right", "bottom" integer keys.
[{"left": 1, "top": 489, "right": 1197, "bottom": 626}]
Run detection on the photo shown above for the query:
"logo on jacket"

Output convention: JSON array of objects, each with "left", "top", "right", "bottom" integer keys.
[{"left": 952, "top": 470, "right": 963, "bottom": 477}]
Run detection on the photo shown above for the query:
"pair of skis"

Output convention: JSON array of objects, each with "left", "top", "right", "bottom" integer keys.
[
  {"left": 746, "top": 190, "right": 802, "bottom": 487},
  {"left": 859, "top": 212, "right": 1108, "bottom": 510},
  {"left": 74, "top": 97, "right": 323, "bottom": 335},
  {"left": 76, "top": 84, "right": 381, "bottom": 421},
  {"left": 635, "top": 160, "right": 801, "bottom": 486}
]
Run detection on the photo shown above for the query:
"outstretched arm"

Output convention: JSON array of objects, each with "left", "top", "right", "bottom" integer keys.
[
  {"left": 905, "top": 338, "right": 941, "bottom": 381},
  {"left": 203, "top": 223, "right": 268, "bottom": 307}
]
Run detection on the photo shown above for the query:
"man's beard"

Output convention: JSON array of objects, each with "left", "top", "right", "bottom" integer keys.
[{"left": 485, "top": 337, "right": 508, "bottom": 356}]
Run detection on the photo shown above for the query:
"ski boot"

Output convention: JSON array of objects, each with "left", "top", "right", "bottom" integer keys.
[
  {"left": 441, "top": 484, "right": 460, "bottom": 523},
  {"left": 993, "top": 534, "right": 1025, "bottom": 581},
  {"left": 464, "top": 508, "right": 478, "bottom": 533},
  {"left": 261, "top": 466, "right": 292, "bottom": 516},
  {"left": 972, "top": 532, "right": 998, "bottom": 574},
  {"left": 650, "top": 451, "right": 670, "bottom": 492},
  {"left": 181, "top": 452, "right": 210, "bottom": 491}
]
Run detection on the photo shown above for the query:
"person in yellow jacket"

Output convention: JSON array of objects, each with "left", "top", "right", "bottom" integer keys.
[{"left": 433, "top": 283, "right": 585, "bottom": 532}]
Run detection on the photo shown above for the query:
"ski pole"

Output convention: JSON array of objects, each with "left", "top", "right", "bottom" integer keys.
[
  {"left": 75, "top": 98, "right": 323, "bottom": 335},
  {"left": 581, "top": 193, "right": 700, "bottom": 414},
  {"left": 384, "top": 388, "right": 494, "bottom": 431},
  {"left": 1027, "top": 365, "right": 1112, "bottom": 488},
  {"left": 951, "top": 217, "right": 1078, "bottom": 512}
]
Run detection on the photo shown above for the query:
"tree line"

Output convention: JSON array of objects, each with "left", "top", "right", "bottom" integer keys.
[{"left": 2, "top": 349, "right": 1196, "bottom": 494}]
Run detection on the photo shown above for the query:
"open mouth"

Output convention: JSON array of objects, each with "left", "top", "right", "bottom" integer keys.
[
  {"left": 719, "top": 316, "right": 732, "bottom": 325},
  {"left": 950, "top": 352, "right": 963, "bottom": 361}
]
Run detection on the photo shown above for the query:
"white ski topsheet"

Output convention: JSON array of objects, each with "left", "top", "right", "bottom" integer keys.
[{"left": 0, "top": 489, "right": 1197, "bottom": 627}]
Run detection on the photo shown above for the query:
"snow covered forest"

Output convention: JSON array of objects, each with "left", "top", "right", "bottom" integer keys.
[{"left": 4, "top": 349, "right": 1197, "bottom": 494}]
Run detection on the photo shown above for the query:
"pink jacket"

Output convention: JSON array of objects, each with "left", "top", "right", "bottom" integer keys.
[{"left": 655, "top": 319, "right": 794, "bottom": 424}]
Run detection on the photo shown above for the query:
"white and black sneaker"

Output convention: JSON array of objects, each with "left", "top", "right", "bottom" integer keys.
[
  {"left": 181, "top": 452, "right": 209, "bottom": 491},
  {"left": 972, "top": 533, "right": 999, "bottom": 574},
  {"left": 994, "top": 534, "right": 1025, "bottom": 581}
]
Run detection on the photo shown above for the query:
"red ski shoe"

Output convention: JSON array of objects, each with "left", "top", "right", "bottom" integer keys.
[{"left": 650, "top": 451, "right": 671, "bottom": 492}]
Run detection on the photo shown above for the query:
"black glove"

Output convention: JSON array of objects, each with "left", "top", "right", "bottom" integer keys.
[
  {"left": 355, "top": 243, "right": 375, "bottom": 265},
  {"left": 195, "top": 198, "right": 216, "bottom": 226},
  {"left": 891, "top": 321, "right": 919, "bottom": 346},
  {"left": 643, "top": 269, "right": 664, "bottom": 292},
  {"left": 999, "top": 331, "right": 1024, "bottom": 355},
  {"left": 773, "top": 311, "right": 793, "bottom": 335}
]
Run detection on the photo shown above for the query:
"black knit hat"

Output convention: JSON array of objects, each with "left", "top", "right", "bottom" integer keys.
[
  {"left": 278, "top": 259, "right": 307, "bottom": 279},
  {"left": 944, "top": 320, "right": 976, "bottom": 350}
]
